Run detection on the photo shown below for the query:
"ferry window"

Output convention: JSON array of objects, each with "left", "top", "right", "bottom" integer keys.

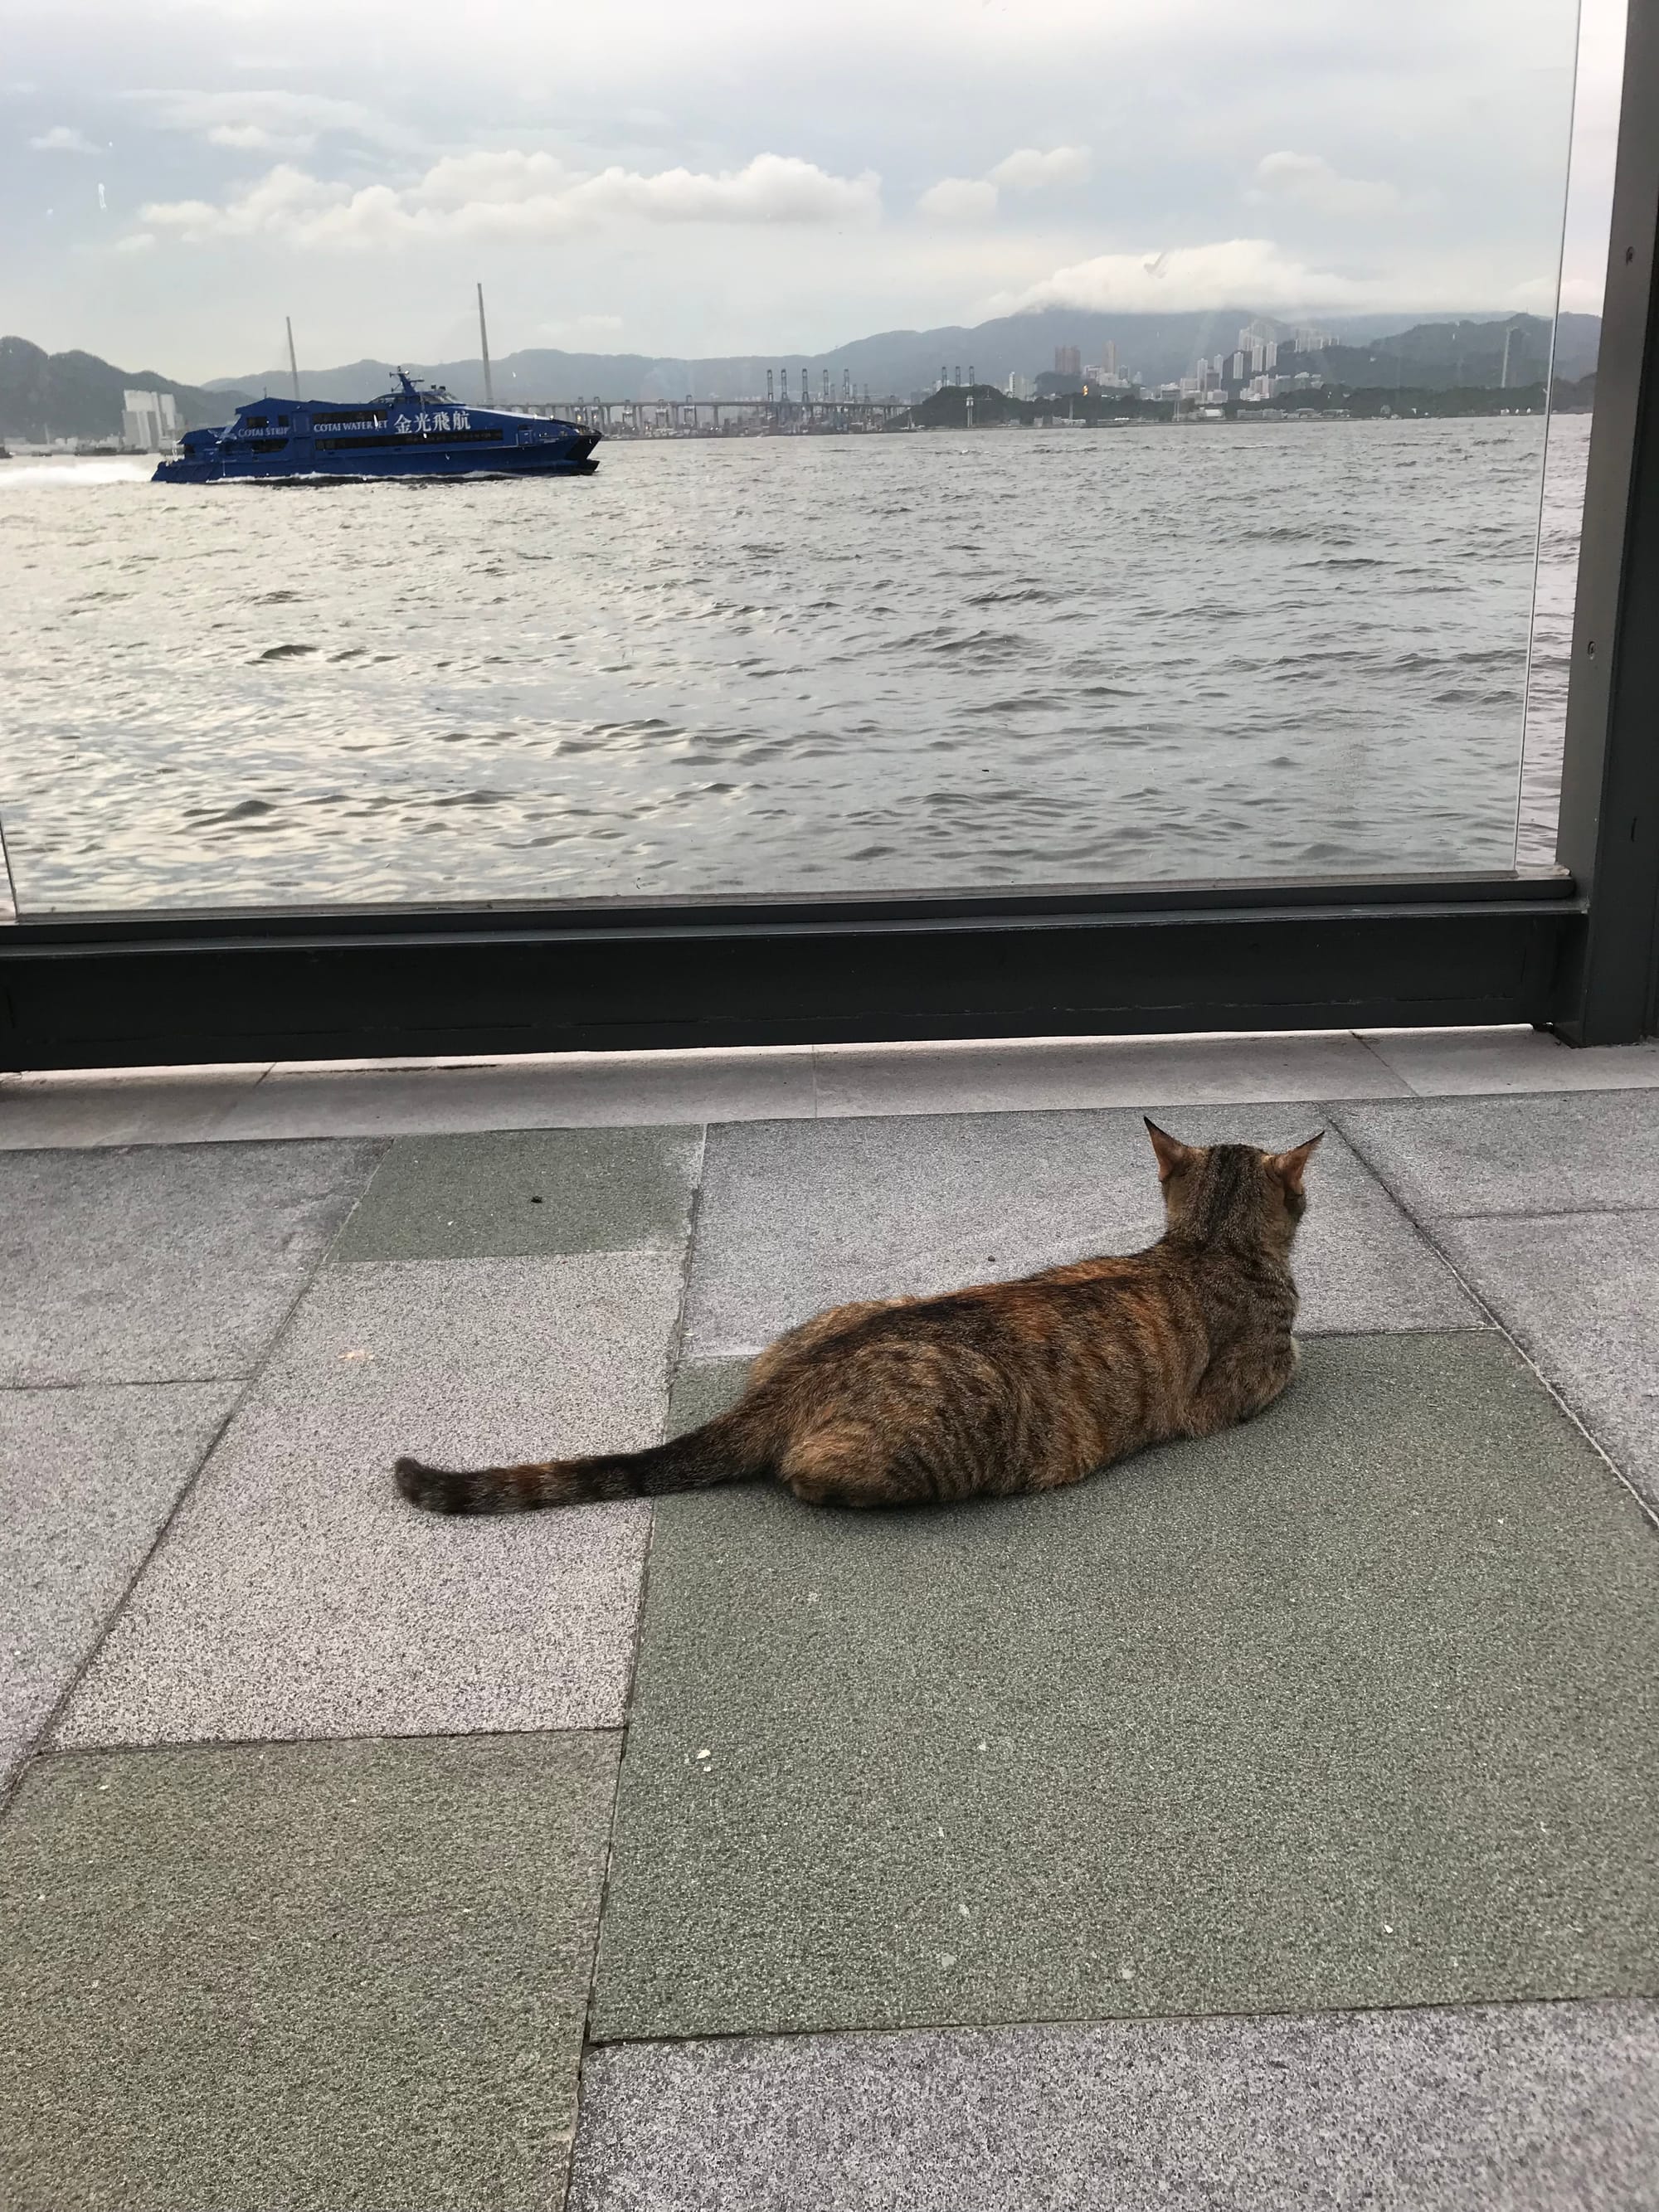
[{"left": 0, "top": 0, "right": 1618, "bottom": 916}]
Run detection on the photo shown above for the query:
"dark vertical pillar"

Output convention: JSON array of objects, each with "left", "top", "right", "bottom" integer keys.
[{"left": 1554, "top": 0, "right": 1659, "bottom": 1041}]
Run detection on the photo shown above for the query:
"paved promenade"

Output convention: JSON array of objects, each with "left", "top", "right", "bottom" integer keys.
[{"left": 2, "top": 1026, "right": 1657, "bottom": 2209}]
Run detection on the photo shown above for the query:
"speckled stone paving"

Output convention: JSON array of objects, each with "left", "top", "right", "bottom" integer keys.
[
  {"left": 568, "top": 2000, "right": 1659, "bottom": 2212},
  {"left": 330, "top": 1125, "right": 702, "bottom": 1261},
  {"left": 2, "top": 1077, "right": 1658, "bottom": 2210},
  {"left": 0, "top": 1139, "right": 380, "bottom": 1385},
  {"left": 56, "top": 1255, "right": 679, "bottom": 1746},
  {"left": 0, "top": 1735, "right": 616, "bottom": 2212},
  {"left": 592, "top": 1332, "right": 1659, "bottom": 2041},
  {"left": 0, "top": 1382, "right": 237, "bottom": 1751},
  {"left": 684, "top": 1109, "right": 1478, "bottom": 1356}
]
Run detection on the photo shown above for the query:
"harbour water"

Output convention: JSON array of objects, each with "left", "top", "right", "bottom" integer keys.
[{"left": 0, "top": 415, "right": 1585, "bottom": 914}]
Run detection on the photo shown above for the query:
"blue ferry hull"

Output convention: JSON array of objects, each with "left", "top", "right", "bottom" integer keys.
[{"left": 153, "top": 372, "right": 600, "bottom": 485}]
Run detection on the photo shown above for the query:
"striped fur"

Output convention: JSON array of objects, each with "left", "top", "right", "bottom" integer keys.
[{"left": 394, "top": 1120, "right": 1321, "bottom": 1515}]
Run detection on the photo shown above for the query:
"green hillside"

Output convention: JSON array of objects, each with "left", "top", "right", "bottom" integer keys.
[{"left": 0, "top": 336, "right": 251, "bottom": 442}]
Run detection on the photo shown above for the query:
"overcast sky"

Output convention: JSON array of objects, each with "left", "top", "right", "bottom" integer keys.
[{"left": 2, "top": 0, "right": 1623, "bottom": 382}]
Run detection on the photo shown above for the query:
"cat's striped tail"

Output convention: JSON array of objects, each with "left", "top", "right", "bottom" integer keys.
[{"left": 394, "top": 1406, "right": 770, "bottom": 1515}]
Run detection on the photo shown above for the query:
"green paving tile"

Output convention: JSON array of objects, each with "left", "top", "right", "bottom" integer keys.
[
  {"left": 0, "top": 1733, "right": 618, "bottom": 2212},
  {"left": 666, "top": 1355, "right": 752, "bottom": 1439},
  {"left": 592, "top": 1333, "right": 1659, "bottom": 2042},
  {"left": 331, "top": 1126, "right": 701, "bottom": 1262}
]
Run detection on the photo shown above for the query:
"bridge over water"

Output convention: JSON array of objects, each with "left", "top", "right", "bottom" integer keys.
[{"left": 520, "top": 396, "right": 913, "bottom": 436}]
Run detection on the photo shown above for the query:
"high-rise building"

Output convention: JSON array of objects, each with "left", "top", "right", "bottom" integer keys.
[
  {"left": 1231, "top": 352, "right": 1247, "bottom": 382},
  {"left": 122, "top": 388, "right": 179, "bottom": 450},
  {"left": 1102, "top": 340, "right": 1118, "bottom": 377},
  {"left": 1054, "top": 344, "right": 1082, "bottom": 378}
]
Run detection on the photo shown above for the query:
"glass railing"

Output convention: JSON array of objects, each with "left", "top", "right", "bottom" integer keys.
[
  {"left": 0, "top": 0, "right": 1602, "bottom": 916},
  {"left": 0, "top": 808, "right": 17, "bottom": 923}
]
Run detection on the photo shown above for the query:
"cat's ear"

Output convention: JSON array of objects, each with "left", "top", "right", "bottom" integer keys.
[
  {"left": 1145, "top": 1117, "right": 1195, "bottom": 1183},
  {"left": 1265, "top": 1131, "right": 1324, "bottom": 1196}
]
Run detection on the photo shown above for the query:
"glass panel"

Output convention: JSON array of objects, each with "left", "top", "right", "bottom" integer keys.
[
  {"left": 0, "top": 809, "right": 17, "bottom": 923},
  {"left": 0, "top": 0, "right": 1602, "bottom": 913},
  {"left": 1517, "top": 0, "right": 1627, "bottom": 867}
]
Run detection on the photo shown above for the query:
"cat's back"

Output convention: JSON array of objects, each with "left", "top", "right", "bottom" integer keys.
[{"left": 1156, "top": 1231, "right": 1299, "bottom": 1341}]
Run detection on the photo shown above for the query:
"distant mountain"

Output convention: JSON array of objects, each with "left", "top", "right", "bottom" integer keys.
[
  {"left": 0, "top": 336, "right": 253, "bottom": 442},
  {"left": 7, "top": 306, "right": 1602, "bottom": 438},
  {"left": 213, "top": 307, "right": 1599, "bottom": 407},
  {"left": 1317, "top": 314, "right": 1600, "bottom": 392}
]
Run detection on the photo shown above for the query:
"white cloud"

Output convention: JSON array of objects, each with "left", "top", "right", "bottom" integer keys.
[
  {"left": 1248, "top": 150, "right": 1402, "bottom": 217},
  {"left": 1554, "top": 275, "right": 1605, "bottom": 314},
  {"left": 126, "top": 90, "right": 394, "bottom": 153},
  {"left": 988, "top": 145, "right": 1092, "bottom": 191},
  {"left": 573, "top": 154, "right": 878, "bottom": 225},
  {"left": 28, "top": 124, "right": 98, "bottom": 153},
  {"left": 207, "top": 122, "right": 318, "bottom": 154},
  {"left": 538, "top": 311, "right": 626, "bottom": 339},
  {"left": 139, "top": 150, "right": 883, "bottom": 247},
  {"left": 1511, "top": 271, "right": 1602, "bottom": 314},
  {"left": 413, "top": 150, "right": 571, "bottom": 208},
  {"left": 113, "top": 231, "right": 156, "bottom": 254},
  {"left": 1000, "top": 237, "right": 1376, "bottom": 314},
  {"left": 918, "top": 146, "right": 1091, "bottom": 221},
  {"left": 917, "top": 176, "right": 999, "bottom": 223}
]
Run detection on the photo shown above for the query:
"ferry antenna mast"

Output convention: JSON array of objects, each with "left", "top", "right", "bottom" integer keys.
[
  {"left": 477, "top": 284, "right": 495, "bottom": 407},
  {"left": 285, "top": 317, "right": 299, "bottom": 403}
]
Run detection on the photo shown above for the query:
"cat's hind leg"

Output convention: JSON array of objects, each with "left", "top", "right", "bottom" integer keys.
[
  {"left": 1184, "top": 1336, "right": 1298, "bottom": 1438},
  {"left": 780, "top": 1417, "right": 907, "bottom": 1509}
]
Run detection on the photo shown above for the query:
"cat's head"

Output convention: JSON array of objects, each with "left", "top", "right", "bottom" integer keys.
[{"left": 1144, "top": 1119, "right": 1322, "bottom": 1251}]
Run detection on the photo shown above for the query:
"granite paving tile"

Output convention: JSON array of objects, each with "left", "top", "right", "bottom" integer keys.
[
  {"left": 666, "top": 1357, "right": 753, "bottom": 1441},
  {"left": 0, "top": 1067, "right": 270, "bottom": 1150},
  {"left": 1360, "top": 1026, "right": 1659, "bottom": 1098},
  {"left": 0, "top": 1733, "right": 617, "bottom": 2212},
  {"left": 813, "top": 1031, "right": 1407, "bottom": 1117},
  {"left": 1334, "top": 1090, "right": 1659, "bottom": 1217},
  {"left": 0, "top": 1383, "right": 238, "bottom": 1753},
  {"left": 569, "top": 1999, "right": 1659, "bottom": 2212},
  {"left": 684, "top": 1107, "right": 1477, "bottom": 1356},
  {"left": 0, "top": 1140, "right": 381, "bottom": 1386},
  {"left": 57, "top": 1254, "right": 679, "bottom": 1746},
  {"left": 591, "top": 1333, "right": 1659, "bottom": 2041},
  {"left": 224, "top": 1048, "right": 815, "bottom": 1135},
  {"left": 331, "top": 1126, "right": 701, "bottom": 1262},
  {"left": 1433, "top": 1209, "right": 1659, "bottom": 1514}
]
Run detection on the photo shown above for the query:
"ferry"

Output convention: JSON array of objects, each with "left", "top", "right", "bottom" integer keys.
[{"left": 153, "top": 370, "right": 600, "bottom": 484}]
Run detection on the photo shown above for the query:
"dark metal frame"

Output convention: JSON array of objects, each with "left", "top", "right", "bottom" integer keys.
[
  {"left": 1551, "top": 0, "right": 1659, "bottom": 1043},
  {"left": 2, "top": 0, "right": 1655, "bottom": 1073}
]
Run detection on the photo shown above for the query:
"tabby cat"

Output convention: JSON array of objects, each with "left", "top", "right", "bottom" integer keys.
[{"left": 395, "top": 1119, "right": 1320, "bottom": 1516}]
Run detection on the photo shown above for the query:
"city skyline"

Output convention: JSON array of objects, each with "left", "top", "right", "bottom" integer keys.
[{"left": 2, "top": 0, "right": 1625, "bottom": 383}]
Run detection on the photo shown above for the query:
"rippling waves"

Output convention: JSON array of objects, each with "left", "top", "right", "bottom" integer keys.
[{"left": 0, "top": 416, "right": 1584, "bottom": 912}]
